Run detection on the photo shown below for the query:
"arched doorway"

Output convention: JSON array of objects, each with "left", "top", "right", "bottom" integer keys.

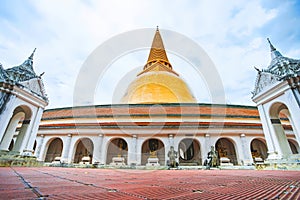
[
  {"left": 141, "top": 139, "right": 165, "bottom": 165},
  {"left": 288, "top": 139, "right": 299, "bottom": 154},
  {"left": 106, "top": 138, "right": 128, "bottom": 165},
  {"left": 0, "top": 105, "right": 32, "bottom": 152},
  {"left": 45, "top": 138, "right": 63, "bottom": 162},
  {"left": 0, "top": 112, "right": 25, "bottom": 151},
  {"left": 251, "top": 139, "right": 268, "bottom": 160},
  {"left": 12, "top": 106, "right": 32, "bottom": 152},
  {"left": 178, "top": 138, "right": 201, "bottom": 165},
  {"left": 216, "top": 138, "right": 238, "bottom": 165},
  {"left": 73, "top": 138, "right": 93, "bottom": 164},
  {"left": 269, "top": 102, "right": 294, "bottom": 155}
]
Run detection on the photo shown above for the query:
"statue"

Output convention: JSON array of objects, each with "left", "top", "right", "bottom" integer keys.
[
  {"left": 251, "top": 150, "right": 261, "bottom": 158},
  {"left": 217, "top": 143, "right": 227, "bottom": 157},
  {"left": 149, "top": 139, "right": 158, "bottom": 158},
  {"left": 204, "top": 146, "right": 219, "bottom": 168},
  {"left": 149, "top": 150, "right": 157, "bottom": 158},
  {"left": 167, "top": 146, "right": 178, "bottom": 168},
  {"left": 118, "top": 142, "right": 123, "bottom": 157}
]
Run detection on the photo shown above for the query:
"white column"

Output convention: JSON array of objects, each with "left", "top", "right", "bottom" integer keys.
[
  {"left": 99, "top": 134, "right": 104, "bottom": 163},
  {"left": 35, "top": 134, "right": 44, "bottom": 160},
  {"left": 136, "top": 137, "right": 142, "bottom": 165},
  {"left": 202, "top": 134, "right": 211, "bottom": 163},
  {"left": 12, "top": 122, "right": 31, "bottom": 154},
  {"left": 61, "top": 134, "right": 72, "bottom": 163},
  {"left": 168, "top": 134, "right": 174, "bottom": 147},
  {"left": 240, "top": 134, "right": 252, "bottom": 165},
  {"left": 92, "top": 134, "right": 103, "bottom": 164},
  {"left": 285, "top": 90, "right": 300, "bottom": 146},
  {"left": 23, "top": 107, "right": 44, "bottom": 154},
  {"left": 0, "top": 112, "right": 24, "bottom": 151},
  {"left": 128, "top": 134, "right": 137, "bottom": 165},
  {"left": 257, "top": 105, "right": 279, "bottom": 160},
  {"left": 133, "top": 135, "right": 138, "bottom": 164}
]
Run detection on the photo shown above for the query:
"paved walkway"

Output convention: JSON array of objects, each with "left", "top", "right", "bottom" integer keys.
[{"left": 0, "top": 167, "right": 299, "bottom": 200}]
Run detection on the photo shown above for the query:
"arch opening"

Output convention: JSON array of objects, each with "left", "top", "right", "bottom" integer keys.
[
  {"left": 0, "top": 111, "right": 25, "bottom": 151},
  {"left": 178, "top": 138, "right": 201, "bottom": 165},
  {"left": 251, "top": 139, "right": 268, "bottom": 162},
  {"left": 141, "top": 138, "right": 165, "bottom": 165},
  {"left": 288, "top": 139, "right": 299, "bottom": 154},
  {"left": 106, "top": 138, "right": 128, "bottom": 165},
  {"left": 45, "top": 138, "right": 63, "bottom": 162},
  {"left": 73, "top": 138, "right": 94, "bottom": 164},
  {"left": 0, "top": 105, "right": 33, "bottom": 153},
  {"left": 269, "top": 102, "right": 294, "bottom": 156},
  {"left": 216, "top": 138, "right": 238, "bottom": 165}
]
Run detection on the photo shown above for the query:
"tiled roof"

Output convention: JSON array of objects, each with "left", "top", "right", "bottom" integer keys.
[{"left": 42, "top": 103, "right": 259, "bottom": 120}]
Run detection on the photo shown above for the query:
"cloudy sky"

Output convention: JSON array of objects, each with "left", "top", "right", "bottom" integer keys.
[{"left": 1, "top": 0, "right": 300, "bottom": 108}]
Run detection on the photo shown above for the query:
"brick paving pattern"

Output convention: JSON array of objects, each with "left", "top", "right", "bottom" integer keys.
[{"left": 0, "top": 167, "right": 299, "bottom": 199}]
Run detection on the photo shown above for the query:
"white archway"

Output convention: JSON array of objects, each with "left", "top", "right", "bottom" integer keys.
[
  {"left": 288, "top": 139, "right": 299, "bottom": 154},
  {"left": 106, "top": 138, "right": 128, "bottom": 165},
  {"left": 269, "top": 102, "right": 293, "bottom": 156},
  {"left": 73, "top": 138, "right": 94, "bottom": 164},
  {"left": 215, "top": 138, "right": 238, "bottom": 165},
  {"left": 178, "top": 138, "right": 201, "bottom": 165},
  {"left": 141, "top": 138, "right": 165, "bottom": 165},
  {"left": 250, "top": 138, "right": 268, "bottom": 160},
  {"left": 0, "top": 105, "right": 33, "bottom": 153},
  {"left": 44, "top": 138, "right": 63, "bottom": 162}
]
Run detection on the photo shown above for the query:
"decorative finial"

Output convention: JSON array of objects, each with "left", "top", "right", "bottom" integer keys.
[
  {"left": 39, "top": 72, "right": 45, "bottom": 77},
  {"left": 156, "top": 26, "right": 159, "bottom": 31},
  {"left": 254, "top": 66, "right": 261, "bottom": 72},
  {"left": 267, "top": 38, "right": 276, "bottom": 52},
  {"left": 29, "top": 48, "right": 36, "bottom": 60}
]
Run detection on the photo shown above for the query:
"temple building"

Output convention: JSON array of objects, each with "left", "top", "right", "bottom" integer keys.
[
  {"left": 252, "top": 39, "right": 300, "bottom": 162},
  {"left": 0, "top": 49, "right": 48, "bottom": 156},
  {"left": 1, "top": 29, "right": 299, "bottom": 168}
]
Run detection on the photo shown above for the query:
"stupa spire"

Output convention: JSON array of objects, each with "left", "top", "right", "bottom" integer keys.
[
  {"left": 138, "top": 27, "right": 177, "bottom": 76},
  {"left": 146, "top": 27, "right": 170, "bottom": 64}
]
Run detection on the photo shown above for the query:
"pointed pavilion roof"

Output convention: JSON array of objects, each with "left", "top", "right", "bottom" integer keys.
[
  {"left": 4, "top": 48, "right": 38, "bottom": 83},
  {"left": 252, "top": 39, "right": 300, "bottom": 96},
  {"left": 138, "top": 27, "right": 178, "bottom": 76},
  {"left": 263, "top": 38, "right": 300, "bottom": 79}
]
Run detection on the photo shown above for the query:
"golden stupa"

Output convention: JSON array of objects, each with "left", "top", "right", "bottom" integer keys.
[{"left": 121, "top": 27, "right": 196, "bottom": 104}]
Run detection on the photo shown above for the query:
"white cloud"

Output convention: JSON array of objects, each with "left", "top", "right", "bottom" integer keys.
[{"left": 0, "top": 0, "right": 299, "bottom": 108}]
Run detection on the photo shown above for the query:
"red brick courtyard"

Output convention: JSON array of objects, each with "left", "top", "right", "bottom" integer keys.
[{"left": 0, "top": 167, "right": 299, "bottom": 200}]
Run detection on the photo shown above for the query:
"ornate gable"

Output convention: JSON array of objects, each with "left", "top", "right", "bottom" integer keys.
[
  {"left": 252, "top": 70, "right": 278, "bottom": 96},
  {"left": 0, "top": 49, "right": 48, "bottom": 101},
  {"left": 252, "top": 39, "right": 300, "bottom": 97}
]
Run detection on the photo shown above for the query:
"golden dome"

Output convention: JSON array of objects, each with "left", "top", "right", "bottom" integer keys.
[{"left": 121, "top": 28, "right": 196, "bottom": 104}]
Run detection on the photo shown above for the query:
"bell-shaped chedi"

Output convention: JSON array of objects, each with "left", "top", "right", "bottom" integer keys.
[{"left": 121, "top": 28, "right": 196, "bottom": 104}]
